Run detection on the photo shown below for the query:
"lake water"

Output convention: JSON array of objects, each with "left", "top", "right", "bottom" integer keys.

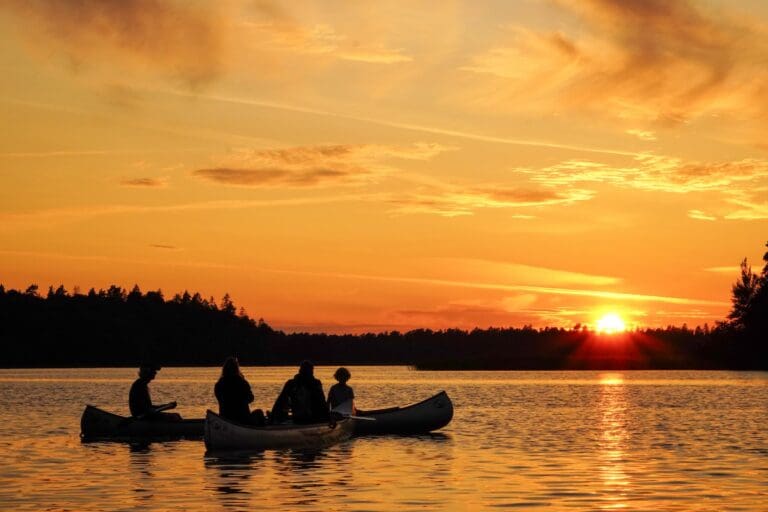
[{"left": 0, "top": 367, "right": 766, "bottom": 511}]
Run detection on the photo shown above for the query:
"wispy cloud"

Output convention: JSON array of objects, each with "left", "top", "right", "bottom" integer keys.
[
  {"left": 243, "top": 2, "right": 411, "bottom": 65},
  {"left": 463, "top": 0, "right": 768, "bottom": 123},
  {"left": 193, "top": 143, "right": 452, "bottom": 188},
  {"left": 243, "top": 20, "right": 412, "bottom": 64},
  {"left": 121, "top": 177, "right": 167, "bottom": 188},
  {"left": 688, "top": 209, "right": 717, "bottom": 221},
  {"left": 388, "top": 185, "right": 594, "bottom": 217},
  {"left": 0, "top": 195, "right": 383, "bottom": 230},
  {"left": 626, "top": 129, "right": 656, "bottom": 141},
  {"left": 2, "top": 0, "right": 226, "bottom": 86},
  {"left": 257, "top": 267, "right": 725, "bottom": 306},
  {"left": 723, "top": 192, "right": 768, "bottom": 220},
  {"left": 394, "top": 302, "right": 529, "bottom": 328},
  {"left": 164, "top": 89, "right": 638, "bottom": 157},
  {"left": 149, "top": 244, "right": 180, "bottom": 251},
  {"left": 0, "top": 249, "right": 232, "bottom": 270},
  {"left": 705, "top": 266, "right": 738, "bottom": 274},
  {"left": 527, "top": 155, "right": 768, "bottom": 193},
  {"left": 424, "top": 257, "right": 622, "bottom": 287}
]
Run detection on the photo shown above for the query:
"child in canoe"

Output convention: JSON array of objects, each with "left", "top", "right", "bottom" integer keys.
[{"left": 327, "top": 367, "right": 355, "bottom": 415}]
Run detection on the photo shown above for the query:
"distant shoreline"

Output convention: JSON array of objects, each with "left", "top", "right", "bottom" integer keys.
[
  {"left": 2, "top": 364, "right": 766, "bottom": 371},
  {"left": 2, "top": 283, "right": 765, "bottom": 371}
]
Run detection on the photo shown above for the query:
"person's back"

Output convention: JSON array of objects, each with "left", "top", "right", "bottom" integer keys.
[
  {"left": 327, "top": 383, "right": 354, "bottom": 410},
  {"left": 215, "top": 375, "right": 253, "bottom": 423},
  {"left": 290, "top": 375, "right": 326, "bottom": 423},
  {"left": 129, "top": 376, "right": 152, "bottom": 417},
  {"left": 327, "top": 367, "right": 355, "bottom": 412},
  {"left": 215, "top": 357, "right": 259, "bottom": 425},
  {"left": 272, "top": 361, "right": 328, "bottom": 424}
]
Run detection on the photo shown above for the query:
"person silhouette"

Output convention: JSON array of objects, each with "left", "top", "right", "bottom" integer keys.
[
  {"left": 214, "top": 357, "right": 265, "bottom": 425},
  {"left": 128, "top": 364, "right": 181, "bottom": 420},
  {"left": 327, "top": 367, "right": 355, "bottom": 413},
  {"left": 271, "top": 361, "right": 329, "bottom": 424}
]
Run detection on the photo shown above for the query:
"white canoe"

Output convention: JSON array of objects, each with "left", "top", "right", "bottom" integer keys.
[{"left": 204, "top": 410, "right": 354, "bottom": 451}]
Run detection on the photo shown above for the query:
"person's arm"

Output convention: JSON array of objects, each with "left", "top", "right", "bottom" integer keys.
[
  {"left": 313, "top": 381, "right": 329, "bottom": 419},
  {"left": 214, "top": 380, "right": 220, "bottom": 400},
  {"left": 244, "top": 380, "right": 254, "bottom": 404},
  {"left": 270, "top": 380, "right": 291, "bottom": 421}
]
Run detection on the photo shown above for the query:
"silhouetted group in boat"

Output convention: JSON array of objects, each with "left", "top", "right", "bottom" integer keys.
[{"left": 129, "top": 358, "right": 355, "bottom": 425}]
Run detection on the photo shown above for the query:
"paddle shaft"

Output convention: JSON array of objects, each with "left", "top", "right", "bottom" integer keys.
[{"left": 331, "top": 400, "right": 376, "bottom": 421}]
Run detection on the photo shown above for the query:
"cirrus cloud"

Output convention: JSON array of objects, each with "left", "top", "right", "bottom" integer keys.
[
  {"left": 245, "top": 1, "right": 412, "bottom": 64},
  {"left": 463, "top": 0, "right": 768, "bottom": 124},
  {"left": 388, "top": 185, "right": 594, "bottom": 217},
  {"left": 120, "top": 177, "right": 167, "bottom": 188},
  {"left": 193, "top": 143, "right": 453, "bottom": 188},
  {"left": 526, "top": 155, "right": 768, "bottom": 193},
  {"left": 2, "top": 0, "right": 226, "bottom": 86}
]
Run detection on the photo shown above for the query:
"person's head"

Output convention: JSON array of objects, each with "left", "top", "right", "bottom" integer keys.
[
  {"left": 221, "top": 356, "right": 243, "bottom": 379},
  {"left": 138, "top": 364, "right": 159, "bottom": 381},
  {"left": 334, "top": 367, "right": 351, "bottom": 384},
  {"left": 298, "top": 360, "right": 314, "bottom": 378}
]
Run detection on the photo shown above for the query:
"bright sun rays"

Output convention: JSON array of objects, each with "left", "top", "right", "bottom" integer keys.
[{"left": 596, "top": 313, "right": 627, "bottom": 334}]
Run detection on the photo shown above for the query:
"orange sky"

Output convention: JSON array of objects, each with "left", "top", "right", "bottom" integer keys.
[{"left": 1, "top": 0, "right": 767, "bottom": 333}]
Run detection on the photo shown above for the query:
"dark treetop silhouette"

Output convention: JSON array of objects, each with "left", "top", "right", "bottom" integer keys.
[{"left": 0, "top": 241, "right": 766, "bottom": 370}]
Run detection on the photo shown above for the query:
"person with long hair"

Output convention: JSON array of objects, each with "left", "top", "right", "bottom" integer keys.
[{"left": 214, "top": 357, "right": 264, "bottom": 425}]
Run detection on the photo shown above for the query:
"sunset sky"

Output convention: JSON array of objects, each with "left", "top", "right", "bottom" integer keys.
[{"left": 2, "top": 0, "right": 767, "bottom": 333}]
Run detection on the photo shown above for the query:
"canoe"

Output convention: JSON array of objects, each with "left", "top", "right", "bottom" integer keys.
[
  {"left": 354, "top": 390, "right": 453, "bottom": 435},
  {"left": 205, "top": 410, "right": 354, "bottom": 451},
  {"left": 80, "top": 405, "right": 204, "bottom": 441}
]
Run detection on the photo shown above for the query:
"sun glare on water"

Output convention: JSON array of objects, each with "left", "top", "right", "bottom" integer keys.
[{"left": 596, "top": 313, "right": 626, "bottom": 334}]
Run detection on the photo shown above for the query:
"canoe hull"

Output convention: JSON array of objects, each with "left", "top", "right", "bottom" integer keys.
[
  {"left": 80, "top": 405, "right": 204, "bottom": 441},
  {"left": 205, "top": 410, "right": 353, "bottom": 451},
  {"left": 354, "top": 391, "right": 453, "bottom": 435}
]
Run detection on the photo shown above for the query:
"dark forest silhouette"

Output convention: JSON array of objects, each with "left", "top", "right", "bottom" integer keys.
[{"left": 1, "top": 241, "right": 766, "bottom": 370}]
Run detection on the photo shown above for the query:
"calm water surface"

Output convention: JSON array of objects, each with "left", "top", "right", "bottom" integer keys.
[{"left": 0, "top": 367, "right": 766, "bottom": 511}]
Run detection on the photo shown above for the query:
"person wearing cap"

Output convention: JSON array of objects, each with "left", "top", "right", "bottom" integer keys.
[
  {"left": 327, "top": 367, "right": 355, "bottom": 413},
  {"left": 270, "top": 361, "right": 329, "bottom": 424},
  {"left": 128, "top": 364, "right": 181, "bottom": 420}
]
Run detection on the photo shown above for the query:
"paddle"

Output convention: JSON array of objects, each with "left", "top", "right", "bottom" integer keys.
[
  {"left": 331, "top": 400, "right": 376, "bottom": 421},
  {"left": 117, "top": 402, "right": 178, "bottom": 428},
  {"left": 139, "top": 402, "right": 177, "bottom": 418}
]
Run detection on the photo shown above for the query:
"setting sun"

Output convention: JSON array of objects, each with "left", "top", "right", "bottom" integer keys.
[{"left": 596, "top": 313, "right": 627, "bottom": 334}]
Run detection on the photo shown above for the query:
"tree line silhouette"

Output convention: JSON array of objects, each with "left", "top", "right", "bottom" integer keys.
[{"left": 0, "top": 241, "right": 766, "bottom": 370}]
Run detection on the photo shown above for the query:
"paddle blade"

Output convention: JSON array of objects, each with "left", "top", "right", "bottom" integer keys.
[
  {"left": 331, "top": 400, "right": 376, "bottom": 421},
  {"left": 331, "top": 400, "right": 353, "bottom": 416}
]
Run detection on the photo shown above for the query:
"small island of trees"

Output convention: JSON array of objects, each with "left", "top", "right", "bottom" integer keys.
[{"left": 1, "top": 241, "right": 766, "bottom": 370}]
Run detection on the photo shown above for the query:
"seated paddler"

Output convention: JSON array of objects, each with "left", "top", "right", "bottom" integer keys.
[
  {"left": 128, "top": 363, "right": 181, "bottom": 421},
  {"left": 271, "top": 360, "right": 329, "bottom": 424},
  {"left": 214, "top": 356, "right": 265, "bottom": 425}
]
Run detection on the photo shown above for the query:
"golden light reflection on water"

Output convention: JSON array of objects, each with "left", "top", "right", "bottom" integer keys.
[
  {"left": 2, "top": 368, "right": 768, "bottom": 511},
  {"left": 598, "top": 373, "right": 630, "bottom": 509}
]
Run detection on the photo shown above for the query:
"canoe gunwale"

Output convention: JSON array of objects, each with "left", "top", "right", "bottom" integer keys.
[
  {"left": 204, "top": 410, "right": 353, "bottom": 451},
  {"left": 356, "top": 390, "right": 450, "bottom": 417},
  {"left": 353, "top": 390, "right": 453, "bottom": 435}
]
